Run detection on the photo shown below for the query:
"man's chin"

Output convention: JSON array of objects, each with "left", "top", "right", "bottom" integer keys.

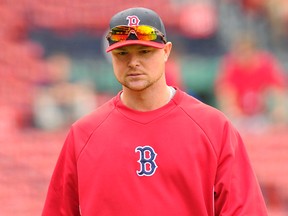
[{"left": 123, "top": 82, "right": 151, "bottom": 92}]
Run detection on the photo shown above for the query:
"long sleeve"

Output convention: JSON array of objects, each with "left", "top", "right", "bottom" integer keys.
[
  {"left": 214, "top": 122, "right": 268, "bottom": 215},
  {"left": 42, "top": 130, "right": 80, "bottom": 216}
]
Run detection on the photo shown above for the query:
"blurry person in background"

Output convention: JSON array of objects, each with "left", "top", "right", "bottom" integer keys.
[
  {"left": 33, "top": 53, "right": 97, "bottom": 130},
  {"left": 215, "top": 33, "right": 287, "bottom": 128}
]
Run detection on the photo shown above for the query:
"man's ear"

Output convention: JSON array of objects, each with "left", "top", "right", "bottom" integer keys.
[{"left": 164, "top": 42, "right": 172, "bottom": 62}]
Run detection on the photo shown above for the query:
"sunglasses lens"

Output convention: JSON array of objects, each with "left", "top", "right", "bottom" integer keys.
[
  {"left": 109, "top": 26, "right": 159, "bottom": 42},
  {"left": 110, "top": 26, "right": 130, "bottom": 42},
  {"left": 135, "top": 26, "right": 158, "bottom": 41}
]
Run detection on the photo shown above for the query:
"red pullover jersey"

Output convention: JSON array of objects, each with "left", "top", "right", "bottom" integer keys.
[{"left": 42, "top": 88, "right": 268, "bottom": 216}]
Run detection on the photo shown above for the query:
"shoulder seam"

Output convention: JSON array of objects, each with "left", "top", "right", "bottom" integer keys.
[
  {"left": 75, "top": 106, "right": 116, "bottom": 161},
  {"left": 178, "top": 106, "right": 218, "bottom": 158}
]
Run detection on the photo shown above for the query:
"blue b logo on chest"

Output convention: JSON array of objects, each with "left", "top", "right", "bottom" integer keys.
[{"left": 135, "top": 146, "right": 158, "bottom": 176}]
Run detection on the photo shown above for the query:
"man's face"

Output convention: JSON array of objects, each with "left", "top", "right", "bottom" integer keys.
[{"left": 110, "top": 43, "right": 172, "bottom": 92}]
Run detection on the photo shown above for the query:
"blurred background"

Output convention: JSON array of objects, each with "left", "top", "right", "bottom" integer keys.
[{"left": 0, "top": 0, "right": 287, "bottom": 215}]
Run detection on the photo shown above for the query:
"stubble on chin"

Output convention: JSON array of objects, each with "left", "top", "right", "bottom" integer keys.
[{"left": 122, "top": 78, "right": 151, "bottom": 92}]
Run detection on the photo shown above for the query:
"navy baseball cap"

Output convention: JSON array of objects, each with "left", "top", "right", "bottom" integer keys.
[{"left": 106, "top": 7, "right": 167, "bottom": 52}]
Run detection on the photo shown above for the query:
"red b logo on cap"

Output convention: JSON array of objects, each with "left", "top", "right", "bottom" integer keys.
[{"left": 126, "top": 15, "right": 140, "bottom": 26}]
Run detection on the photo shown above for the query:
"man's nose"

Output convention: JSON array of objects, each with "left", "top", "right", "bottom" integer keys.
[{"left": 128, "top": 54, "right": 140, "bottom": 68}]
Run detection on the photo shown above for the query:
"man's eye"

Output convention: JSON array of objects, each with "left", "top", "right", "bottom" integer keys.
[
  {"left": 118, "top": 51, "right": 127, "bottom": 55},
  {"left": 140, "top": 50, "right": 150, "bottom": 54}
]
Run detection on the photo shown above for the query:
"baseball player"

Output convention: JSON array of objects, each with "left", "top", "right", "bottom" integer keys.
[{"left": 42, "top": 7, "right": 268, "bottom": 215}]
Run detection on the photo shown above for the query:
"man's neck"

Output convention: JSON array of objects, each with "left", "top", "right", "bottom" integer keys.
[{"left": 120, "top": 85, "right": 174, "bottom": 112}]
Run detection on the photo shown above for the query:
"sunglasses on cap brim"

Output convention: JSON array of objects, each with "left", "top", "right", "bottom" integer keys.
[{"left": 106, "top": 25, "right": 167, "bottom": 44}]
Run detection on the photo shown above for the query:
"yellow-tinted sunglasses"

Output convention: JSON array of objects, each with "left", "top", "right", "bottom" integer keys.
[{"left": 106, "top": 25, "right": 167, "bottom": 43}]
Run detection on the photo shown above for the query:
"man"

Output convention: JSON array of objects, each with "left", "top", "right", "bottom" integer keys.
[{"left": 42, "top": 7, "right": 268, "bottom": 215}]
